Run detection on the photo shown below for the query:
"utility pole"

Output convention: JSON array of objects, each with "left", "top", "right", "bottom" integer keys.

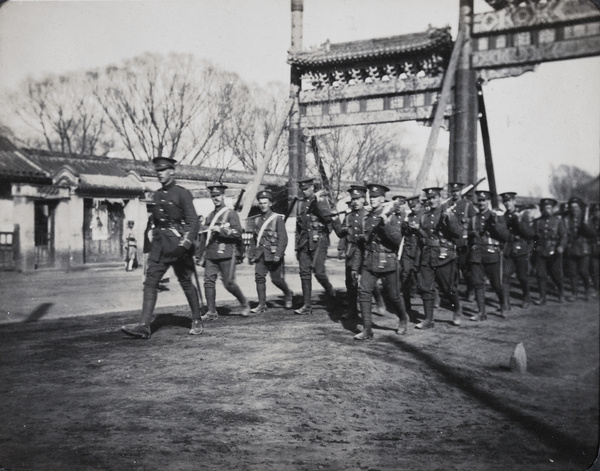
[
  {"left": 449, "top": 0, "right": 478, "bottom": 185},
  {"left": 288, "top": 0, "right": 305, "bottom": 202}
]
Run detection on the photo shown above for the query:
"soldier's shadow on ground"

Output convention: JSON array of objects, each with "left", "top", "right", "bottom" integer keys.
[{"left": 151, "top": 313, "right": 192, "bottom": 333}]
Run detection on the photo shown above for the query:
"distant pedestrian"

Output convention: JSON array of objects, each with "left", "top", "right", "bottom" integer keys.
[{"left": 124, "top": 220, "right": 138, "bottom": 272}]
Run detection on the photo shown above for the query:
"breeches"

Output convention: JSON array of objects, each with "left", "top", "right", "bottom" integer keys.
[
  {"left": 534, "top": 254, "right": 563, "bottom": 288},
  {"left": 471, "top": 261, "right": 502, "bottom": 292},
  {"left": 145, "top": 255, "right": 195, "bottom": 292},
  {"left": 418, "top": 261, "right": 457, "bottom": 300},
  {"left": 255, "top": 258, "right": 286, "bottom": 287},
  {"left": 297, "top": 241, "right": 329, "bottom": 282},
  {"left": 204, "top": 257, "right": 237, "bottom": 290}
]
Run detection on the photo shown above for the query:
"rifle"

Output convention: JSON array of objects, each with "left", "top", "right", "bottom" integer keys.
[
  {"left": 233, "top": 189, "right": 245, "bottom": 212},
  {"left": 284, "top": 197, "right": 298, "bottom": 222}
]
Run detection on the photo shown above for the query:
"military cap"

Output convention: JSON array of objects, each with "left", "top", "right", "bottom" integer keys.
[
  {"left": 423, "top": 187, "right": 443, "bottom": 199},
  {"left": 298, "top": 177, "right": 315, "bottom": 190},
  {"left": 475, "top": 190, "right": 492, "bottom": 201},
  {"left": 152, "top": 157, "right": 177, "bottom": 170},
  {"left": 207, "top": 184, "right": 228, "bottom": 196},
  {"left": 568, "top": 196, "right": 584, "bottom": 206},
  {"left": 406, "top": 195, "right": 420, "bottom": 202},
  {"left": 257, "top": 190, "right": 274, "bottom": 201},
  {"left": 347, "top": 185, "right": 367, "bottom": 199},
  {"left": 366, "top": 183, "right": 390, "bottom": 197},
  {"left": 540, "top": 197, "right": 558, "bottom": 207},
  {"left": 448, "top": 182, "right": 465, "bottom": 190},
  {"left": 500, "top": 192, "right": 517, "bottom": 201},
  {"left": 392, "top": 195, "right": 407, "bottom": 203}
]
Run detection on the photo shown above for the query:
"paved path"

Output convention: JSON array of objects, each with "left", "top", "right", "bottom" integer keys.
[{"left": 0, "top": 258, "right": 347, "bottom": 324}]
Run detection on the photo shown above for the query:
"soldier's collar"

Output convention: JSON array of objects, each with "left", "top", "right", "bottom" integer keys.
[{"left": 161, "top": 180, "right": 176, "bottom": 190}]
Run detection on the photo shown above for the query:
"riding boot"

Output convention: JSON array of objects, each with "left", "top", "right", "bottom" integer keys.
[
  {"left": 502, "top": 283, "right": 512, "bottom": 311},
  {"left": 204, "top": 285, "right": 217, "bottom": 315},
  {"left": 450, "top": 293, "right": 462, "bottom": 326},
  {"left": 140, "top": 286, "right": 158, "bottom": 326},
  {"left": 251, "top": 282, "right": 268, "bottom": 313},
  {"left": 471, "top": 288, "right": 487, "bottom": 321},
  {"left": 416, "top": 298, "right": 435, "bottom": 329},
  {"left": 182, "top": 284, "right": 201, "bottom": 320},
  {"left": 534, "top": 280, "right": 547, "bottom": 306},
  {"left": 295, "top": 279, "right": 313, "bottom": 315}
]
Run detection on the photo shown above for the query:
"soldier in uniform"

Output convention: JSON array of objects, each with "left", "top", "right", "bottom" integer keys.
[
  {"left": 416, "top": 187, "right": 463, "bottom": 329},
  {"left": 294, "top": 177, "right": 341, "bottom": 315},
  {"left": 467, "top": 191, "right": 511, "bottom": 320},
  {"left": 443, "top": 182, "right": 478, "bottom": 300},
  {"left": 354, "top": 184, "right": 409, "bottom": 340},
  {"left": 532, "top": 198, "right": 568, "bottom": 305},
  {"left": 247, "top": 190, "right": 293, "bottom": 313},
  {"left": 338, "top": 185, "right": 368, "bottom": 320},
  {"left": 563, "top": 196, "right": 596, "bottom": 301},
  {"left": 500, "top": 192, "right": 535, "bottom": 309},
  {"left": 200, "top": 184, "right": 250, "bottom": 320},
  {"left": 121, "top": 157, "right": 201, "bottom": 339},
  {"left": 399, "top": 195, "right": 422, "bottom": 315}
]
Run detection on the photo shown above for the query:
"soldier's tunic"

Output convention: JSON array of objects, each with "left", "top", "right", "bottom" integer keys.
[
  {"left": 339, "top": 207, "right": 367, "bottom": 316},
  {"left": 399, "top": 209, "right": 422, "bottom": 310},
  {"left": 356, "top": 207, "right": 408, "bottom": 332},
  {"left": 202, "top": 205, "right": 247, "bottom": 311},
  {"left": 296, "top": 195, "right": 337, "bottom": 299},
  {"left": 417, "top": 207, "right": 463, "bottom": 302},
  {"left": 502, "top": 208, "right": 535, "bottom": 304},
  {"left": 250, "top": 209, "right": 290, "bottom": 295},
  {"left": 468, "top": 209, "right": 511, "bottom": 303},
  {"left": 443, "top": 198, "right": 477, "bottom": 292},
  {"left": 142, "top": 180, "right": 200, "bottom": 325},
  {"left": 533, "top": 213, "right": 567, "bottom": 296},
  {"left": 564, "top": 213, "right": 596, "bottom": 298}
]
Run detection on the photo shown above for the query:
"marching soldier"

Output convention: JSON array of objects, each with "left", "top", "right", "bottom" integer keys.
[
  {"left": 500, "top": 192, "right": 535, "bottom": 309},
  {"left": 467, "top": 190, "right": 511, "bottom": 320},
  {"left": 294, "top": 177, "right": 341, "bottom": 315},
  {"left": 354, "top": 184, "right": 409, "bottom": 340},
  {"left": 532, "top": 198, "right": 568, "bottom": 305},
  {"left": 399, "top": 195, "right": 422, "bottom": 314},
  {"left": 248, "top": 190, "right": 293, "bottom": 313},
  {"left": 563, "top": 197, "right": 596, "bottom": 302},
  {"left": 443, "top": 182, "right": 477, "bottom": 300},
  {"left": 416, "top": 187, "right": 463, "bottom": 329},
  {"left": 200, "top": 184, "right": 250, "bottom": 320},
  {"left": 338, "top": 185, "right": 369, "bottom": 320},
  {"left": 121, "top": 157, "right": 201, "bottom": 339}
]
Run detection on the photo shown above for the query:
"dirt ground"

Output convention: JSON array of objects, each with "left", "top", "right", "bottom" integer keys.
[{"left": 0, "top": 286, "right": 598, "bottom": 471}]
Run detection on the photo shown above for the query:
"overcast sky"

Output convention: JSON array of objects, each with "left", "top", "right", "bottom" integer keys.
[{"left": 0, "top": 0, "right": 598, "bottom": 196}]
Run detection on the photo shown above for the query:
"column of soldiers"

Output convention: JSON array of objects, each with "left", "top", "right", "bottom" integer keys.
[{"left": 121, "top": 157, "right": 598, "bottom": 341}]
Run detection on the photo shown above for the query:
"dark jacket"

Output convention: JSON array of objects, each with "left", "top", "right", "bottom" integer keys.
[
  {"left": 249, "top": 210, "right": 288, "bottom": 262},
  {"left": 202, "top": 205, "right": 243, "bottom": 260},
  {"left": 419, "top": 206, "right": 462, "bottom": 267},
  {"left": 149, "top": 181, "right": 199, "bottom": 263},
  {"left": 358, "top": 207, "right": 402, "bottom": 273},
  {"left": 468, "top": 209, "right": 511, "bottom": 264}
]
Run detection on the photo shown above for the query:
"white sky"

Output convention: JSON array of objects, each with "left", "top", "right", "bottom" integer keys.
[{"left": 0, "top": 0, "right": 598, "bottom": 196}]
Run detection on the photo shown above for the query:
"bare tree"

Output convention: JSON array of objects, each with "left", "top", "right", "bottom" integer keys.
[
  {"left": 309, "top": 123, "right": 415, "bottom": 199},
  {"left": 219, "top": 81, "right": 289, "bottom": 173},
  {"left": 550, "top": 164, "right": 599, "bottom": 202},
  {"left": 95, "top": 53, "right": 209, "bottom": 161},
  {"left": 11, "top": 72, "right": 113, "bottom": 155}
]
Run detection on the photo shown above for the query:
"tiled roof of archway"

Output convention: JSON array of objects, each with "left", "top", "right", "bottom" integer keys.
[{"left": 288, "top": 27, "right": 452, "bottom": 68}]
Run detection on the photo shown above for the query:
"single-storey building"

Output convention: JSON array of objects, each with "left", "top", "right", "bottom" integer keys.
[{"left": 0, "top": 136, "right": 286, "bottom": 272}]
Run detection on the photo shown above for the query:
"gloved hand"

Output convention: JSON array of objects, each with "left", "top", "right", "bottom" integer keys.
[
  {"left": 273, "top": 255, "right": 281, "bottom": 263},
  {"left": 172, "top": 246, "right": 187, "bottom": 259}
]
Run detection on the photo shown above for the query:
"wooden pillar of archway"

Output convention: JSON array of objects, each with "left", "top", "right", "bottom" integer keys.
[
  {"left": 449, "top": 0, "right": 478, "bottom": 185},
  {"left": 288, "top": 0, "right": 305, "bottom": 202}
]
